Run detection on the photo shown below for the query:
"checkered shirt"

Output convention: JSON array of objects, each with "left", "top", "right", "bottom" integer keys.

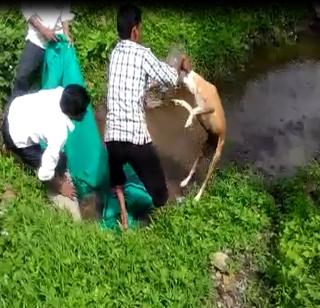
[{"left": 104, "top": 39, "right": 179, "bottom": 145}]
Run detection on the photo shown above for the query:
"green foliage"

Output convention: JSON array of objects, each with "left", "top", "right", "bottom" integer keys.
[
  {"left": 0, "top": 5, "right": 304, "bottom": 106},
  {"left": 0, "top": 155, "right": 273, "bottom": 307},
  {"left": 268, "top": 161, "right": 320, "bottom": 307},
  {"left": 73, "top": 5, "right": 303, "bottom": 103},
  {"left": 0, "top": 9, "right": 24, "bottom": 107}
]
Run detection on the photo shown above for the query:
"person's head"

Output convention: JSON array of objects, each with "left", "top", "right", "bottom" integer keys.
[
  {"left": 117, "top": 3, "right": 142, "bottom": 42},
  {"left": 60, "top": 84, "right": 90, "bottom": 121}
]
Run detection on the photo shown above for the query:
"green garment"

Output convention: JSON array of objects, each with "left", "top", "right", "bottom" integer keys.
[{"left": 41, "top": 35, "right": 154, "bottom": 229}]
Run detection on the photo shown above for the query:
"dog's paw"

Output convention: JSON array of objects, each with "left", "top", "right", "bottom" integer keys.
[
  {"left": 194, "top": 193, "right": 201, "bottom": 202},
  {"left": 185, "top": 115, "right": 194, "bottom": 128},
  {"left": 172, "top": 99, "right": 182, "bottom": 106},
  {"left": 180, "top": 178, "right": 189, "bottom": 188}
]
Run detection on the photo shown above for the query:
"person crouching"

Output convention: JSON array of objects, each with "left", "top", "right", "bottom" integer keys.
[{"left": 2, "top": 84, "right": 90, "bottom": 220}]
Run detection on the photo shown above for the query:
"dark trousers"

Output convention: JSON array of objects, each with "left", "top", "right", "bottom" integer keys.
[
  {"left": 105, "top": 141, "right": 169, "bottom": 207},
  {"left": 9, "top": 40, "right": 44, "bottom": 102}
]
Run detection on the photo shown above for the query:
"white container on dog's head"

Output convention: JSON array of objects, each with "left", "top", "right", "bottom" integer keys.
[
  {"left": 166, "top": 46, "right": 185, "bottom": 68},
  {"left": 182, "top": 70, "right": 196, "bottom": 95}
]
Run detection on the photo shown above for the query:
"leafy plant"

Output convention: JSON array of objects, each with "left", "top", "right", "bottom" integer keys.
[
  {"left": 0, "top": 4, "right": 304, "bottom": 107},
  {"left": 0, "top": 9, "right": 25, "bottom": 108}
]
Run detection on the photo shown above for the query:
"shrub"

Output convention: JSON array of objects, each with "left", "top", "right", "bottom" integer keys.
[
  {"left": 0, "top": 4, "right": 304, "bottom": 107},
  {"left": 0, "top": 9, "right": 24, "bottom": 107}
]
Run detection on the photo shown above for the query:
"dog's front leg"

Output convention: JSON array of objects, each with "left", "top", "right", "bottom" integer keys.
[
  {"left": 185, "top": 113, "right": 194, "bottom": 128},
  {"left": 185, "top": 106, "right": 215, "bottom": 128},
  {"left": 192, "top": 106, "right": 215, "bottom": 116},
  {"left": 171, "top": 99, "right": 193, "bottom": 113}
]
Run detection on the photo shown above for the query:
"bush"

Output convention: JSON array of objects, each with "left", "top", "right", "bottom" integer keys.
[
  {"left": 0, "top": 9, "right": 24, "bottom": 107},
  {"left": 0, "top": 4, "right": 304, "bottom": 107},
  {"left": 73, "top": 4, "right": 303, "bottom": 103}
]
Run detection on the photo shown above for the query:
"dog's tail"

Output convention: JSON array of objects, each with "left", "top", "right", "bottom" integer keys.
[{"left": 194, "top": 134, "right": 225, "bottom": 201}]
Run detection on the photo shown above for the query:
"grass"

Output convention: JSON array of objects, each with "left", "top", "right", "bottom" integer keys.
[
  {"left": 0, "top": 154, "right": 275, "bottom": 307},
  {"left": 1, "top": 3, "right": 320, "bottom": 307},
  {"left": 266, "top": 162, "right": 320, "bottom": 307},
  {"left": 2, "top": 153, "right": 320, "bottom": 307}
]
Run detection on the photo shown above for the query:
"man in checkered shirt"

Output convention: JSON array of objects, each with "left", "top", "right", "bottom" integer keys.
[{"left": 105, "top": 4, "right": 192, "bottom": 209}]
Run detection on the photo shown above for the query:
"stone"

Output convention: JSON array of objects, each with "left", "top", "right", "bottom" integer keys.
[{"left": 212, "top": 251, "right": 229, "bottom": 272}]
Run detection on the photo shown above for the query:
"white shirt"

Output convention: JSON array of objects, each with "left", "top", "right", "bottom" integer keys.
[
  {"left": 7, "top": 87, "right": 75, "bottom": 181},
  {"left": 21, "top": 5, "right": 74, "bottom": 49},
  {"left": 105, "top": 40, "right": 178, "bottom": 145}
]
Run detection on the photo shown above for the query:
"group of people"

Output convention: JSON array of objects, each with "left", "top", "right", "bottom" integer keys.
[{"left": 2, "top": 4, "right": 192, "bottom": 220}]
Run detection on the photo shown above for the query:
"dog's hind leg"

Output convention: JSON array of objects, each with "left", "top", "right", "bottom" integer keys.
[
  {"left": 180, "top": 138, "right": 209, "bottom": 188},
  {"left": 194, "top": 136, "right": 225, "bottom": 202},
  {"left": 180, "top": 154, "right": 203, "bottom": 188}
]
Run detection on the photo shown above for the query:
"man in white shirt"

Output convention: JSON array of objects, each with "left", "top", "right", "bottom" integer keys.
[
  {"left": 105, "top": 4, "right": 192, "bottom": 211},
  {"left": 9, "top": 4, "right": 74, "bottom": 101},
  {"left": 2, "top": 84, "right": 90, "bottom": 202}
]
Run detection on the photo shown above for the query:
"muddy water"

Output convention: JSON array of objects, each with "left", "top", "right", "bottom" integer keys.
[{"left": 145, "top": 31, "right": 320, "bottom": 198}]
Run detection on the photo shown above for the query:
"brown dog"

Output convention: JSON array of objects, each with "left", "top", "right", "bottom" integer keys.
[{"left": 172, "top": 70, "right": 226, "bottom": 201}]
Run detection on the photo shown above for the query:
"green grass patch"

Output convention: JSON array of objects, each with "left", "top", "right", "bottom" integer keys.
[
  {"left": 2, "top": 158, "right": 320, "bottom": 307},
  {"left": 0, "top": 154, "right": 274, "bottom": 307},
  {"left": 266, "top": 161, "right": 320, "bottom": 307}
]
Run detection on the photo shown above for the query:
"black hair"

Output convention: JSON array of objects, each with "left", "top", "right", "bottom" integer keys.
[
  {"left": 60, "top": 84, "right": 90, "bottom": 117},
  {"left": 117, "top": 3, "right": 142, "bottom": 40}
]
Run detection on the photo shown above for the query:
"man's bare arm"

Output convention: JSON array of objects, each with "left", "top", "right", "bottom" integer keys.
[
  {"left": 28, "top": 15, "right": 58, "bottom": 42},
  {"left": 62, "top": 20, "right": 73, "bottom": 44}
]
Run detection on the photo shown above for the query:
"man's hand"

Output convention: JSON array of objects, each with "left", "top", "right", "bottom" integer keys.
[
  {"left": 59, "top": 177, "right": 76, "bottom": 200},
  {"left": 28, "top": 16, "right": 58, "bottom": 42},
  {"left": 62, "top": 21, "right": 74, "bottom": 46},
  {"left": 64, "top": 31, "right": 74, "bottom": 46},
  {"left": 41, "top": 27, "right": 58, "bottom": 42},
  {"left": 66, "top": 33, "right": 74, "bottom": 45},
  {"left": 149, "top": 79, "right": 159, "bottom": 89}
]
